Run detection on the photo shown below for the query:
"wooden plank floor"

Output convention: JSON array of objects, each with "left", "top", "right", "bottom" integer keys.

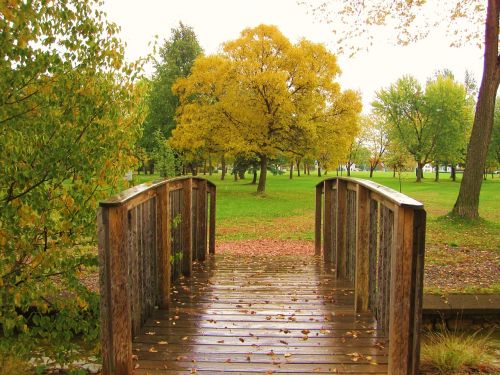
[{"left": 132, "top": 254, "right": 388, "bottom": 374}]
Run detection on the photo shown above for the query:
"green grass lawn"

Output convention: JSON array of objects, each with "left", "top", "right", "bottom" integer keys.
[{"left": 134, "top": 170, "right": 500, "bottom": 293}]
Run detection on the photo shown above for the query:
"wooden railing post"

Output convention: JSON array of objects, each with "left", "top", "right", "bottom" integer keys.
[
  {"left": 197, "top": 179, "right": 208, "bottom": 261},
  {"left": 355, "top": 185, "right": 370, "bottom": 312},
  {"left": 182, "top": 178, "right": 193, "bottom": 276},
  {"left": 388, "top": 207, "right": 426, "bottom": 374},
  {"left": 209, "top": 184, "right": 216, "bottom": 255},
  {"left": 98, "top": 206, "right": 132, "bottom": 375},
  {"left": 314, "top": 183, "right": 323, "bottom": 256},
  {"left": 336, "top": 179, "right": 347, "bottom": 279},
  {"left": 323, "top": 180, "right": 333, "bottom": 261},
  {"left": 156, "top": 183, "right": 170, "bottom": 308}
]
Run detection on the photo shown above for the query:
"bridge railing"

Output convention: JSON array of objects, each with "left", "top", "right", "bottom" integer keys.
[
  {"left": 315, "top": 177, "right": 426, "bottom": 374},
  {"left": 97, "top": 176, "right": 216, "bottom": 375}
]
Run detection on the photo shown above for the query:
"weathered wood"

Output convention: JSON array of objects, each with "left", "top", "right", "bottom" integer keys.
[
  {"left": 346, "top": 189, "right": 357, "bottom": 281},
  {"left": 128, "top": 206, "right": 140, "bottom": 335},
  {"left": 132, "top": 254, "right": 388, "bottom": 373},
  {"left": 323, "top": 180, "right": 333, "bottom": 261},
  {"left": 378, "top": 205, "right": 393, "bottom": 333},
  {"left": 98, "top": 206, "right": 132, "bottom": 375},
  {"left": 411, "top": 209, "right": 426, "bottom": 375},
  {"left": 336, "top": 179, "right": 347, "bottom": 279},
  {"left": 355, "top": 186, "right": 370, "bottom": 313},
  {"left": 209, "top": 184, "right": 216, "bottom": 255},
  {"left": 197, "top": 180, "right": 208, "bottom": 261},
  {"left": 191, "top": 187, "right": 199, "bottom": 261},
  {"left": 156, "top": 184, "right": 170, "bottom": 308},
  {"left": 368, "top": 199, "right": 379, "bottom": 313},
  {"left": 315, "top": 184, "right": 323, "bottom": 256},
  {"left": 389, "top": 206, "right": 413, "bottom": 373},
  {"left": 182, "top": 178, "right": 193, "bottom": 276}
]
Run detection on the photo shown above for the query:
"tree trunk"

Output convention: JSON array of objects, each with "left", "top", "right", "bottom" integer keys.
[
  {"left": 346, "top": 164, "right": 351, "bottom": 177},
  {"left": 453, "top": 0, "right": 500, "bottom": 219},
  {"left": 221, "top": 155, "right": 226, "bottom": 180},
  {"left": 252, "top": 169, "right": 257, "bottom": 184},
  {"left": 257, "top": 156, "right": 268, "bottom": 193},
  {"left": 317, "top": 163, "right": 321, "bottom": 177},
  {"left": 304, "top": 162, "right": 307, "bottom": 175},
  {"left": 208, "top": 154, "right": 213, "bottom": 176},
  {"left": 238, "top": 169, "right": 245, "bottom": 179},
  {"left": 434, "top": 162, "right": 439, "bottom": 182},
  {"left": 393, "top": 167, "right": 396, "bottom": 178},
  {"left": 451, "top": 165, "right": 456, "bottom": 181},
  {"left": 289, "top": 163, "right": 294, "bottom": 179},
  {"left": 233, "top": 170, "right": 238, "bottom": 181},
  {"left": 296, "top": 159, "right": 301, "bottom": 177},
  {"left": 307, "top": 164, "right": 310, "bottom": 175},
  {"left": 416, "top": 162, "right": 423, "bottom": 182},
  {"left": 203, "top": 159, "right": 207, "bottom": 175},
  {"left": 369, "top": 165, "right": 375, "bottom": 178}
]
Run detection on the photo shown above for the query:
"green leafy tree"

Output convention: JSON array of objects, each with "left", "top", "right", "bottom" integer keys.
[
  {"left": 485, "top": 99, "right": 500, "bottom": 175},
  {"left": 373, "top": 74, "right": 469, "bottom": 182},
  {"left": 153, "top": 131, "right": 177, "bottom": 178},
  {"left": 140, "top": 22, "right": 202, "bottom": 156},
  {"left": 0, "top": 0, "right": 143, "bottom": 365},
  {"left": 302, "top": 0, "right": 499, "bottom": 218}
]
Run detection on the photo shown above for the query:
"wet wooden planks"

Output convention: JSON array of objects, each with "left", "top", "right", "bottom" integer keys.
[{"left": 132, "top": 254, "right": 388, "bottom": 374}]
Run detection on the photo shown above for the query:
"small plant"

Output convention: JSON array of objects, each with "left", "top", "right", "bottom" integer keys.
[
  {"left": 171, "top": 213, "right": 182, "bottom": 229},
  {"left": 170, "top": 251, "right": 183, "bottom": 265},
  {"left": 420, "top": 329, "right": 499, "bottom": 374}
]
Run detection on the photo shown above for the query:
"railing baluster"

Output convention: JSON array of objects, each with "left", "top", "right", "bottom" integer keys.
[
  {"left": 355, "top": 185, "right": 369, "bottom": 312},
  {"left": 97, "top": 205, "right": 132, "bottom": 375},
  {"left": 314, "top": 183, "right": 323, "bottom": 256},
  {"left": 336, "top": 179, "right": 347, "bottom": 279}
]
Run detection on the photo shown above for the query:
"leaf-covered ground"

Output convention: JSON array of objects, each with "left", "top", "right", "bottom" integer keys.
[{"left": 216, "top": 239, "right": 500, "bottom": 295}]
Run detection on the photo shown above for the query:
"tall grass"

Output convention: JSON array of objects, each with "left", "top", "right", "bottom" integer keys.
[{"left": 421, "top": 329, "right": 499, "bottom": 374}]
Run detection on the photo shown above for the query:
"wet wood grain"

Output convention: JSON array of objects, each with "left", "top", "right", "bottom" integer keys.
[{"left": 132, "top": 254, "right": 388, "bottom": 374}]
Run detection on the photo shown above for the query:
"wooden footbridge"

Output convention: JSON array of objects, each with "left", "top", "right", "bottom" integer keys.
[{"left": 98, "top": 177, "right": 426, "bottom": 374}]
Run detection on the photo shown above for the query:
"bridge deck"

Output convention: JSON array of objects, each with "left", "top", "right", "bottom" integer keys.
[{"left": 132, "top": 254, "right": 388, "bottom": 374}]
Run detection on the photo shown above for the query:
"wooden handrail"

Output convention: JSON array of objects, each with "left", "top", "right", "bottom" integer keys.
[
  {"left": 97, "top": 177, "right": 216, "bottom": 375},
  {"left": 315, "top": 177, "right": 426, "bottom": 375}
]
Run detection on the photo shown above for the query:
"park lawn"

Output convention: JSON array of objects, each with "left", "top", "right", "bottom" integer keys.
[{"left": 134, "top": 171, "right": 500, "bottom": 293}]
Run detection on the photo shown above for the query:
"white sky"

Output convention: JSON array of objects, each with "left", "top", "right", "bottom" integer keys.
[{"left": 102, "top": 0, "right": 484, "bottom": 112}]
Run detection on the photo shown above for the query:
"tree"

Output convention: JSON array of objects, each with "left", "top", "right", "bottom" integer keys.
[
  {"left": 173, "top": 25, "right": 361, "bottom": 193},
  {"left": 485, "top": 98, "right": 500, "bottom": 175},
  {"left": 153, "top": 131, "right": 178, "bottom": 177},
  {"left": 301, "top": 0, "right": 499, "bottom": 218},
  {"left": 363, "top": 113, "right": 390, "bottom": 178},
  {"left": 0, "top": 0, "right": 143, "bottom": 364},
  {"left": 345, "top": 137, "right": 370, "bottom": 176},
  {"left": 140, "top": 23, "right": 202, "bottom": 164},
  {"left": 373, "top": 74, "right": 469, "bottom": 182}
]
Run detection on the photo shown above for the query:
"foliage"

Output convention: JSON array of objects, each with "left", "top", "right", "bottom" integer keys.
[
  {"left": 301, "top": 1, "right": 485, "bottom": 57},
  {"left": 485, "top": 98, "right": 500, "bottom": 172},
  {"left": 345, "top": 137, "right": 370, "bottom": 175},
  {"left": 172, "top": 25, "right": 361, "bottom": 193},
  {"left": 361, "top": 113, "right": 390, "bottom": 177},
  {"left": 421, "top": 329, "right": 499, "bottom": 374},
  {"left": 140, "top": 22, "right": 202, "bottom": 152},
  {"left": 302, "top": 0, "right": 500, "bottom": 218},
  {"left": 373, "top": 74, "right": 471, "bottom": 181},
  {"left": 153, "top": 131, "right": 177, "bottom": 178},
  {"left": 0, "top": 0, "right": 143, "bottom": 365}
]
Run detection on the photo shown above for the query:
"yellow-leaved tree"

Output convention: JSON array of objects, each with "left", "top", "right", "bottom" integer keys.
[{"left": 172, "top": 24, "right": 361, "bottom": 192}]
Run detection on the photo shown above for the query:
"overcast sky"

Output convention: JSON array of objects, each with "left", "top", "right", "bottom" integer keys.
[{"left": 102, "top": 0, "right": 484, "bottom": 112}]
